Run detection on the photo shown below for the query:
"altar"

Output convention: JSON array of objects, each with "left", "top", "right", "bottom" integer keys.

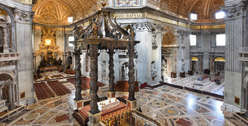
[{"left": 97, "top": 98, "right": 119, "bottom": 111}]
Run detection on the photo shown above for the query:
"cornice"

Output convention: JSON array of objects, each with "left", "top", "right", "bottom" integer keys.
[{"left": 0, "top": 0, "right": 33, "bottom": 12}]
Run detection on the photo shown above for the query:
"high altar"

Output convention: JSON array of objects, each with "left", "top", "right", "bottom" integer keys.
[{"left": 71, "top": 3, "right": 145, "bottom": 126}]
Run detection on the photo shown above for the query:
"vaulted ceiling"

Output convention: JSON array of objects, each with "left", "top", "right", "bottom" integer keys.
[
  {"left": 32, "top": 0, "right": 224, "bottom": 25},
  {"left": 32, "top": 0, "right": 103, "bottom": 25},
  {"left": 147, "top": 0, "right": 224, "bottom": 22}
]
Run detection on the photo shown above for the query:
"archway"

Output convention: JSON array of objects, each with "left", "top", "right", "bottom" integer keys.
[
  {"left": 0, "top": 73, "right": 14, "bottom": 110},
  {"left": 161, "top": 31, "right": 177, "bottom": 78},
  {"left": 191, "top": 56, "right": 199, "bottom": 73},
  {"left": 214, "top": 57, "right": 225, "bottom": 74}
]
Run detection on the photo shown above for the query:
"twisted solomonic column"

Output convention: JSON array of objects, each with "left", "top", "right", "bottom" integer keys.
[
  {"left": 74, "top": 49, "right": 83, "bottom": 101},
  {"left": 89, "top": 44, "right": 100, "bottom": 114},
  {"left": 128, "top": 42, "right": 136, "bottom": 101},
  {"left": 108, "top": 49, "right": 115, "bottom": 92}
]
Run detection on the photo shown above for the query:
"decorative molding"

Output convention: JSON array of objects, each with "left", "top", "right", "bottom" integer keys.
[
  {"left": 14, "top": 9, "right": 34, "bottom": 23},
  {"left": 0, "top": 61, "right": 17, "bottom": 67},
  {"left": 222, "top": 0, "right": 247, "bottom": 20}
]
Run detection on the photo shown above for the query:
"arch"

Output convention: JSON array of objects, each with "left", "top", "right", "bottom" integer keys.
[
  {"left": 214, "top": 57, "right": 225, "bottom": 62},
  {"left": 119, "top": 60, "right": 138, "bottom": 81},
  {"left": 0, "top": 71, "right": 15, "bottom": 81},
  {"left": 162, "top": 31, "right": 177, "bottom": 46},
  {"left": 192, "top": 56, "right": 199, "bottom": 61},
  {"left": 0, "top": 4, "right": 16, "bottom": 52}
]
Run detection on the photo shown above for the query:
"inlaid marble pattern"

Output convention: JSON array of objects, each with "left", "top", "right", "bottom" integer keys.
[
  {"left": 6, "top": 78, "right": 245, "bottom": 126},
  {"left": 163, "top": 75, "right": 225, "bottom": 95}
]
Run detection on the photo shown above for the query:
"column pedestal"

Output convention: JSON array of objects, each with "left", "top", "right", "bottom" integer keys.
[
  {"left": 73, "top": 99, "right": 84, "bottom": 110},
  {"left": 87, "top": 112, "right": 101, "bottom": 126},
  {"left": 108, "top": 91, "right": 115, "bottom": 99},
  {"left": 126, "top": 99, "right": 137, "bottom": 109}
]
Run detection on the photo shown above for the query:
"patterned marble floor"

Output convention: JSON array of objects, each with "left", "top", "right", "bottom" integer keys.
[
  {"left": 1, "top": 77, "right": 244, "bottom": 126},
  {"left": 163, "top": 75, "right": 225, "bottom": 95}
]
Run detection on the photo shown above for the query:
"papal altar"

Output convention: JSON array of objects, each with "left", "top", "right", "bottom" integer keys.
[{"left": 97, "top": 98, "right": 119, "bottom": 111}]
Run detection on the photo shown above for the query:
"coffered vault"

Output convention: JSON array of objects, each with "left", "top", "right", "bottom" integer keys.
[
  {"left": 32, "top": 0, "right": 104, "bottom": 25},
  {"left": 32, "top": 0, "right": 224, "bottom": 25}
]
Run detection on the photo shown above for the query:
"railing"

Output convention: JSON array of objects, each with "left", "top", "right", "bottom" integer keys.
[
  {"left": 101, "top": 108, "right": 132, "bottom": 126},
  {"left": 132, "top": 110, "right": 161, "bottom": 126},
  {"left": 0, "top": 105, "right": 25, "bottom": 122},
  {"left": 100, "top": 109, "right": 161, "bottom": 126},
  {"left": 0, "top": 53, "right": 20, "bottom": 61}
]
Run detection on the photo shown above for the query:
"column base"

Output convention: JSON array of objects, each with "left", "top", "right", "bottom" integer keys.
[
  {"left": 87, "top": 112, "right": 101, "bottom": 126},
  {"left": 126, "top": 99, "right": 137, "bottom": 109},
  {"left": 3, "top": 45, "right": 9, "bottom": 53},
  {"left": 108, "top": 91, "right": 115, "bottom": 99},
  {"left": 73, "top": 99, "right": 84, "bottom": 110}
]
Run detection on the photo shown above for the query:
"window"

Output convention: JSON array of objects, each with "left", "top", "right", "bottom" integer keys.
[
  {"left": 68, "top": 36, "right": 74, "bottom": 47},
  {"left": 215, "top": 11, "right": 225, "bottom": 19},
  {"left": 190, "top": 35, "right": 197, "bottom": 46},
  {"left": 190, "top": 13, "right": 197, "bottom": 20},
  {"left": 216, "top": 34, "right": 226, "bottom": 46},
  {"left": 68, "top": 17, "right": 73, "bottom": 23}
]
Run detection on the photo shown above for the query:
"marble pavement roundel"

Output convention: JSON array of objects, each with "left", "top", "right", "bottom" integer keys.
[
  {"left": 23, "top": 113, "right": 40, "bottom": 121},
  {"left": 163, "top": 108, "right": 180, "bottom": 116}
]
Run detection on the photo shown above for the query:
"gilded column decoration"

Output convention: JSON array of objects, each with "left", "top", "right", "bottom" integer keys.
[
  {"left": 108, "top": 49, "right": 115, "bottom": 92},
  {"left": 128, "top": 42, "right": 135, "bottom": 101},
  {"left": 89, "top": 44, "right": 100, "bottom": 114},
  {"left": 74, "top": 48, "right": 82, "bottom": 101}
]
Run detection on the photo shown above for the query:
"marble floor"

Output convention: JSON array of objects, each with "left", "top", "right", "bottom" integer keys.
[
  {"left": 0, "top": 76, "right": 245, "bottom": 126},
  {"left": 163, "top": 75, "right": 225, "bottom": 95}
]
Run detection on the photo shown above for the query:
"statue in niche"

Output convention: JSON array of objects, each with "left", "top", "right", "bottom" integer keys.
[
  {"left": 181, "top": 59, "right": 185, "bottom": 72},
  {"left": 102, "top": 61, "right": 106, "bottom": 79},
  {"left": 124, "top": 65, "right": 129, "bottom": 80},
  {"left": 151, "top": 61, "right": 157, "bottom": 78}
]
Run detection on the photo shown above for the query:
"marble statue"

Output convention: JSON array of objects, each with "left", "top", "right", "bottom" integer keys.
[
  {"left": 102, "top": 61, "right": 106, "bottom": 78},
  {"left": 124, "top": 66, "right": 129, "bottom": 80},
  {"left": 181, "top": 59, "right": 185, "bottom": 72},
  {"left": 151, "top": 61, "right": 157, "bottom": 77}
]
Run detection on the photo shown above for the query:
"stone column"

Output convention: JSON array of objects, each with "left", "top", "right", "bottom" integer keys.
[
  {"left": 210, "top": 56, "right": 213, "bottom": 74},
  {"left": 127, "top": 41, "right": 137, "bottom": 109},
  {"left": 88, "top": 44, "right": 100, "bottom": 114},
  {"left": 108, "top": 49, "right": 115, "bottom": 98},
  {"left": 3, "top": 27, "right": 9, "bottom": 53},
  {"left": 199, "top": 55, "right": 203, "bottom": 73}
]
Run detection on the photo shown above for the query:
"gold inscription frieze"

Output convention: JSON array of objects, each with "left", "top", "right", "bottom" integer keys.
[{"left": 112, "top": 13, "right": 143, "bottom": 19}]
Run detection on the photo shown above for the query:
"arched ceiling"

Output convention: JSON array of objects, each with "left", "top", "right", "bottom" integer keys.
[
  {"left": 148, "top": 0, "right": 224, "bottom": 22},
  {"left": 32, "top": 0, "right": 102, "bottom": 25},
  {"left": 32, "top": 0, "right": 224, "bottom": 25}
]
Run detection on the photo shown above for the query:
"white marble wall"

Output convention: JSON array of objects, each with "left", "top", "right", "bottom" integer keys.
[
  {"left": 15, "top": 13, "right": 34, "bottom": 104},
  {"left": 222, "top": 0, "right": 247, "bottom": 111}
]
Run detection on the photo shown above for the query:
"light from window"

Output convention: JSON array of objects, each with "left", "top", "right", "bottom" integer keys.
[
  {"left": 190, "top": 13, "right": 197, "bottom": 20},
  {"left": 216, "top": 34, "right": 225, "bottom": 46},
  {"left": 216, "top": 11, "right": 225, "bottom": 19},
  {"left": 190, "top": 35, "right": 197, "bottom": 46},
  {"left": 68, "top": 17, "right": 73, "bottom": 23},
  {"left": 68, "top": 36, "right": 74, "bottom": 47}
]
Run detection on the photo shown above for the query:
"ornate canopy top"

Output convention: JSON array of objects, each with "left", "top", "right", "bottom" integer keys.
[{"left": 72, "top": 8, "right": 136, "bottom": 41}]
